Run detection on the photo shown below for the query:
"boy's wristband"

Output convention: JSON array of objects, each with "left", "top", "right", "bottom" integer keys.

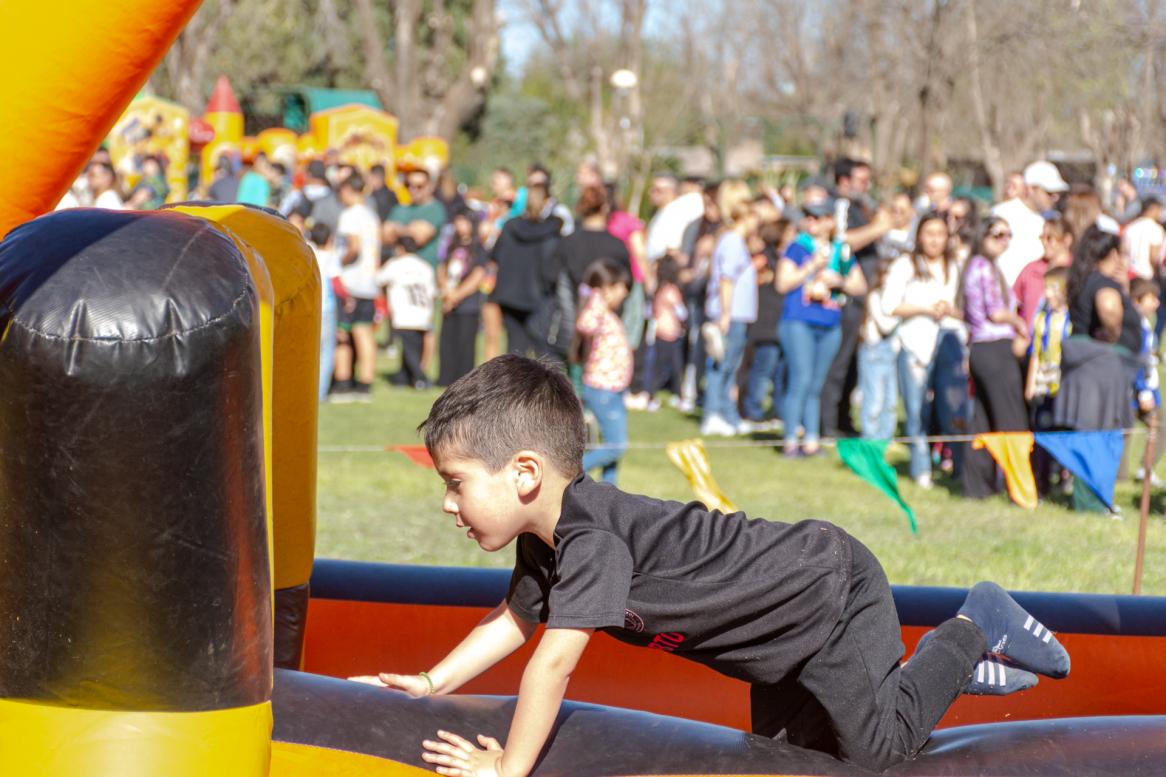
[{"left": 417, "top": 671, "right": 435, "bottom": 695}]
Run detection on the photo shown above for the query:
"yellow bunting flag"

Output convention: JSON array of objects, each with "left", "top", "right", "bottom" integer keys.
[
  {"left": 972, "top": 432, "right": 1038, "bottom": 510},
  {"left": 665, "top": 439, "right": 738, "bottom": 514}
]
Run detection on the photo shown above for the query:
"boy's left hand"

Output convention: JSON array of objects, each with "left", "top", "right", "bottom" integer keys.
[{"left": 422, "top": 730, "right": 504, "bottom": 777}]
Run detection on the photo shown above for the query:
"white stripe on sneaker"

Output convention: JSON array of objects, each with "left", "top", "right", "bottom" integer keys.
[
  {"left": 987, "top": 661, "right": 996, "bottom": 686},
  {"left": 1043, "top": 631, "right": 1052, "bottom": 643},
  {"left": 977, "top": 662, "right": 985, "bottom": 683},
  {"left": 999, "top": 664, "right": 1006, "bottom": 685},
  {"left": 1024, "top": 615, "right": 1035, "bottom": 631}
]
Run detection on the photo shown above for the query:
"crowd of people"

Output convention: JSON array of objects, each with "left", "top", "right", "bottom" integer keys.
[{"left": 59, "top": 148, "right": 1166, "bottom": 506}]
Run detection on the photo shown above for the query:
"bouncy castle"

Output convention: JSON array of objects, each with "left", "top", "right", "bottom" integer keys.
[{"left": 1, "top": 2, "right": 1165, "bottom": 776}]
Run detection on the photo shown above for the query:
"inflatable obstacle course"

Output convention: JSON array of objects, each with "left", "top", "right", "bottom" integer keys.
[{"left": 1, "top": 1, "right": 1164, "bottom": 773}]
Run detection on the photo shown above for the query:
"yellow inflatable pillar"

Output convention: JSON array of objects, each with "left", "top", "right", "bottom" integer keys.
[
  {"left": 170, "top": 203, "right": 322, "bottom": 669},
  {"left": 0, "top": 209, "right": 273, "bottom": 776},
  {"left": 0, "top": 0, "right": 202, "bottom": 236}
]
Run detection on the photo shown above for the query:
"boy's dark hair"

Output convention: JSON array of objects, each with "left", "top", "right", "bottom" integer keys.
[
  {"left": 308, "top": 222, "right": 331, "bottom": 247},
  {"left": 340, "top": 172, "right": 365, "bottom": 193},
  {"left": 1131, "top": 277, "right": 1160, "bottom": 302},
  {"left": 419, "top": 355, "right": 586, "bottom": 476},
  {"left": 657, "top": 255, "right": 681, "bottom": 287},
  {"left": 582, "top": 257, "right": 630, "bottom": 290}
]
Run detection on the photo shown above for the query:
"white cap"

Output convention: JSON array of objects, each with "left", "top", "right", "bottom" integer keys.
[{"left": 1024, "top": 161, "right": 1068, "bottom": 193}]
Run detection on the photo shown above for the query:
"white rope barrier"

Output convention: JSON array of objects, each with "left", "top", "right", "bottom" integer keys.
[{"left": 320, "top": 427, "right": 1149, "bottom": 454}]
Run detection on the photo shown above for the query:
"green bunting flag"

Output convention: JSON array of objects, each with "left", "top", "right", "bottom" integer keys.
[{"left": 837, "top": 438, "right": 917, "bottom": 534}]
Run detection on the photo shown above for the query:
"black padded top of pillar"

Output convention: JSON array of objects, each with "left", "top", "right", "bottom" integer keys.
[
  {"left": 272, "top": 670, "right": 1166, "bottom": 776},
  {"left": 0, "top": 209, "right": 271, "bottom": 710}
]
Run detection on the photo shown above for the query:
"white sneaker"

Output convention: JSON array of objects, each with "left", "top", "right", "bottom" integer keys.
[
  {"left": 736, "top": 419, "right": 759, "bottom": 435},
  {"left": 700, "top": 414, "right": 736, "bottom": 437},
  {"left": 915, "top": 474, "right": 933, "bottom": 490},
  {"left": 1134, "top": 468, "right": 1163, "bottom": 487},
  {"left": 624, "top": 392, "right": 649, "bottom": 410}
]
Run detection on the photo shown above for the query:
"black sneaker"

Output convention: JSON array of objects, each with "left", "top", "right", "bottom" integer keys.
[
  {"left": 352, "top": 382, "right": 373, "bottom": 403},
  {"left": 329, "top": 380, "right": 357, "bottom": 403}
]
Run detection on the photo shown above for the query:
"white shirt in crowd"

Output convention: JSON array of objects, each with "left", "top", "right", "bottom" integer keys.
[
  {"left": 861, "top": 286, "right": 900, "bottom": 349},
  {"left": 1122, "top": 216, "right": 1165, "bottom": 280},
  {"left": 93, "top": 189, "right": 124, "bottom": 210},
  {"left": 991, "top": 197, "right": 1045, "bottom": 287},
  {"left": 311, "top": 244, "right": 341, "bottom": 305},
  {"left": 879, "top": 254, "right": 965, "bottom": 366},
  {"left": 375, "top": 252, "right": 436, "bottom": 331},
  {"left": 645, "top": 191, "right": 704, "bottom": 262},
  {"left": 337, "top": 202, "right": 381, "bottom": 300}
]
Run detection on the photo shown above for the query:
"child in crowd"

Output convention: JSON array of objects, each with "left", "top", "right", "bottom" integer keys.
[
  {"left": 352, "top": 355, "right": 1070, "bottom": 775},
  {"left": 1024, "top": 267, "right": 1071, "bottom": 423},
  {"left": 575, "top": 259, "right": 633, "bottom": 484},
  {"left": 858, "top": 260, "right": 900, "bottom": 440},
  {"left": 644, "top": 256, "right": 687, "bottom": 404},
  {"left": 1131, "top": 278, "right": 1164, "bottom": 486},
  {"left": 376, "top": 237, "right": 437, "bottom": 390},
  {"left": 742, "top": 218, "right": 792, "bottom": 426},
  {"left": 1025, "top": 267, "right": 1072, "bottom": 495},
  {"left": 437, "top": 208, "right": 488, "bottom": 387},
  {"left": 307, "top": 222, "right": 340, "bottom": 402}
]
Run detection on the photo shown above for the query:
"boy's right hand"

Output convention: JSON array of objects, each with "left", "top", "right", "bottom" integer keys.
[{"left": 348, "top": 673, "right": 433, "bottom": 698}]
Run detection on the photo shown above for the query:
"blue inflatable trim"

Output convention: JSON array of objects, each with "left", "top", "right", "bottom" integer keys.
[{"left": 309, "top": 559, "right": 1166, "bottom": 637}]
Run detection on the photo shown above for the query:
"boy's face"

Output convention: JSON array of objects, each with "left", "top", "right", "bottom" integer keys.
[
  {"left": 433, "top": 451, "right": 527, "bottom": 552},
  {"left": 1044, "top": 281, "right": 1066, "bottom": 311},
  {"left": 1136, "top": 292, "right": 1160, "bottom": 319}
]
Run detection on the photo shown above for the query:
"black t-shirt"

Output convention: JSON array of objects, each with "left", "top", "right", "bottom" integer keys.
[
  {"left": 845, "top": 196, "right": 881, "bottom": 288},
  {"left": 1071, "top": 271, "right": 1141, "bottom": 353},
  {"left": 554, "top": 228, "right": 632, "bottom": 291},
  {"left": 748, "top": 245, "right": 782, "bottom": 344},
  {"left": 507, "top": 476, "right": 853, "bottom": 686},
  {"left": 370, "top": 186, "right": 400, "bottom": 222},
  {"left": 442, "top": 241, "right": 487, "bottom": 315}
]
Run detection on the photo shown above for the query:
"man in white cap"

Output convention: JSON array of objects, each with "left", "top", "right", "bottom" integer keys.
[{"left": 992, "top": 160, "right": 1069, "bottom": 286}]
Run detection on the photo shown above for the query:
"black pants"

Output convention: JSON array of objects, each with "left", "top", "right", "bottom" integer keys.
[
  {"left": 501, "top": 305, "right": 551, "bottom": 358},
  {"left": 394, "top": 329, "right": 425, "bottom": 386},
  {"left": 648, "top": 337, "right": 684, "bottom": 395},
  {"left": 439, "top": 312, "right": 479, "bottom": 387},
  {"left": 819, "top": 299, "right": 863, "bottom": 436},
  {"left": 751, "top": 538, "right": 984, "bottom": 771},
  {"left": 963, "top": 338, "right": 1029, "bottom": 498}
]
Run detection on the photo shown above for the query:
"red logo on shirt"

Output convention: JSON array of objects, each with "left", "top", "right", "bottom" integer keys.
[{"left": 646, "top": 632, "right": 687, "bottom": 652}]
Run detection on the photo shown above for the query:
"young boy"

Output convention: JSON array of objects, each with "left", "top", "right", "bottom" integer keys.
[
  {"left": 352, "top": 356, "right": 1070, "bottom": 774},
  {"left": 1025, "top": 267, "right": 1071, "bottom": 423},
  {"left": 1131, "top": 277, "right": 1163, "bottom": 485},
  {"left": 1024, "top": 267, "right": 1072, "bottom": 496},
  {"left": 376, "top": 236, "right": 437, "bottom": 389}
]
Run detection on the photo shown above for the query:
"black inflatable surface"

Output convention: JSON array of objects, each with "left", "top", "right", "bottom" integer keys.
[
  {"left": 0, "top": 209, "right": 271, "bottom": 710},
  {"left": 272, "top": 670, "right": 1166, "bottom": 776}
]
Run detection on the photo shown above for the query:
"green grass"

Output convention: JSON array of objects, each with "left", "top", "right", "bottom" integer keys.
[{"left": 316, "top": 360, "right": 1166, "bottom": 597}]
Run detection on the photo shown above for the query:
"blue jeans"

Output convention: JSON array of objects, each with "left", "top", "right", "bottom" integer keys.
[
  {"left": 743, "top": 340, "right": 784, "bottom": 420},
  {"left": 319, "top": 285, "right": 337, "bottom": 401},
  {"left": 898, "top": 330, "right": 968, "bottom": 479},
  {"left": 703, "top": 322, "right": 749, "bottom": 426},
  {"left": 780, "top": 319, "right": 842, "bottom": 446},
  {"left": 858, "top": 339, "right": 898, "bottom": 440},
  {"left": 581, "top": 386, "right": 628, "bottom": 484}
]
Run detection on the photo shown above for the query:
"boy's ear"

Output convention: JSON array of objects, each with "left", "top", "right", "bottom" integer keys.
[{"left": 512, "top": 450, "right": 544, "bottom": 498}]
